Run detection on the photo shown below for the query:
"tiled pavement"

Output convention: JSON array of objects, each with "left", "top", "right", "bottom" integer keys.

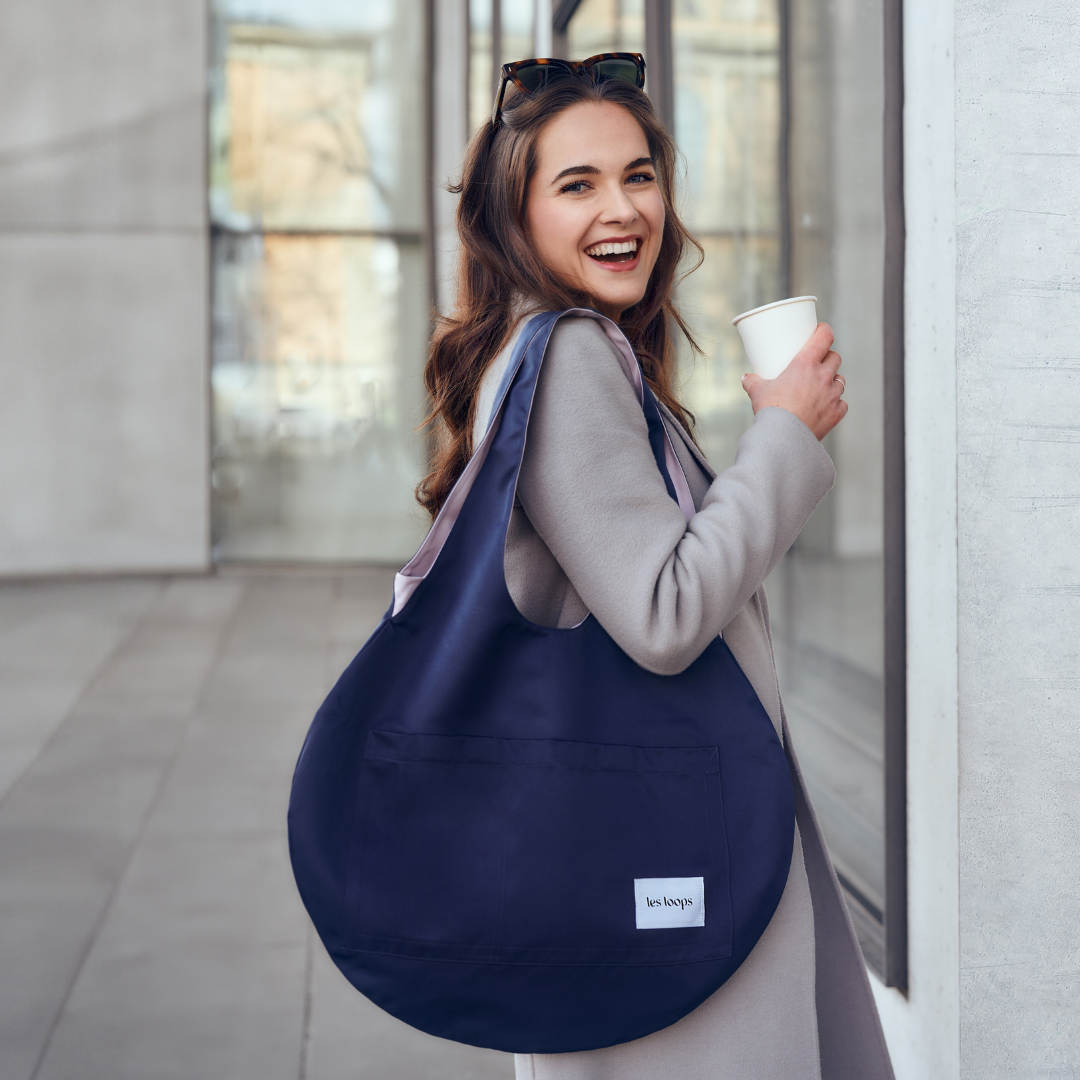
[{"left": 0, "top": 572, "right": 514, "bottom": 1080}]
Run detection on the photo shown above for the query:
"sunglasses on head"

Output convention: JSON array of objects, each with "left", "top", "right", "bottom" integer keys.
[{"left": 491, "top": 52, "right": 646, "bottom": 126}]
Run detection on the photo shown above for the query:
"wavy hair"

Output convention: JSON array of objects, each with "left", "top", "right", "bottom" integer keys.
[{"left": 416, "top": 74, "right": 702, "bottom": 518}]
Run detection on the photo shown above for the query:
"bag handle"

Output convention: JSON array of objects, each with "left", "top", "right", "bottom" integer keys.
[
  {"left": 393, "top": 310, "right": 696, "bottom": 616},
  {"left": 576, "top": 316, "right": 696, "bottom": 525}
]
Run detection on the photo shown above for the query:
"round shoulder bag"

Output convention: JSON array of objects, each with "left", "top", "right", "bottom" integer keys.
[{"left": 288, "top": 310, "right": 795, "bottom": 1053}]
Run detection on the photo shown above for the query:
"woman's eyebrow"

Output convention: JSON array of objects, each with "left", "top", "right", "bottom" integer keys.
[
  {"left": 550, "top": 157, "right": 654, "bottom": 184},
  {"left": 551, "top": 164, "right": 600, "bottom": 183}
]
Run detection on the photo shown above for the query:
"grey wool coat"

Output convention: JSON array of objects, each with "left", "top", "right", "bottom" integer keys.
[{"left": 472, "top": 313, "right": 895, "bottom": 1080}]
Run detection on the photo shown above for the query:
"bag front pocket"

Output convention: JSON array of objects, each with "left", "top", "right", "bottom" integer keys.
[{"left": 343, "top": 730, "right": 733, "bottom": 966}]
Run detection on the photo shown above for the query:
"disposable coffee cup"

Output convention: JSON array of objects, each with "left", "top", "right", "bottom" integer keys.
[{"left": 732, "top": 296, "right": 818, "bottom": 380}]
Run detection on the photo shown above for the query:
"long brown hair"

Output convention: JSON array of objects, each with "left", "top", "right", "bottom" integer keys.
[{"left": 416, "top": 75, "right": 702, "bottom": 518}]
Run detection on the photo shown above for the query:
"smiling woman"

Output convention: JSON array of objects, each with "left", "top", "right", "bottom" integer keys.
[{"left": 297, "top": 56, "right": 891, "bottom": 1080}]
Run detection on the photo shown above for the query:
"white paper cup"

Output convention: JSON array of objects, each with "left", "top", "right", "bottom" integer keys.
[{"left": 732, "top": 296, "right": 818, "bottom": 380}]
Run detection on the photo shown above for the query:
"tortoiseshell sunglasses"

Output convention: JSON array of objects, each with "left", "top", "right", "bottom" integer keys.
[{"left": 491, "top": 52, "right": 646, "bottom": 125}]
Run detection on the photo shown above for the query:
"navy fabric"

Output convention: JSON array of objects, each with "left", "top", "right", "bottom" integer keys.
[{"left": 288, "top": 311, "right": 795, "bottom": 1054}]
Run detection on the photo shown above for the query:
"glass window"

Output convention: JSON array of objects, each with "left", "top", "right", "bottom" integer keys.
[
  {"left": 566, "top": 0, "right": 645, "bottom": 58},
  {"left": 672, "top": 0, "right": 782, "bottom": 470},
  {"left": 773, "top": 0, "right": 887, "bottom": 972},
  {"left": 669, "top": 0, "right": 890, "bottom": 974},
  {"left": 469, "top": 0, "right": 495, "bottom": 136},
  {"left": 209, "top": 0, "right": 429, "bottom": 562},
  {"left": 500, "top": 0, "right": 536, "bottom": 67},
  {"left": 470, "top": 1, "right": 538, "bottom": 138}
]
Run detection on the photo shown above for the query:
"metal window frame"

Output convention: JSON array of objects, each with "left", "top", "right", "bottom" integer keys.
[
  {"left": 491, "top": 0, "right": 503, "bottom": 106},
  {"left": 552, "top": 0, "right": 580, "bottom": 57},
  {"left": 424, "top": 0, "right": 437, "bottom": 314},
  {"left": 881, "top": 0, "right": 908, "bottom": 994},
  {"left": 644, "top": 0, "right": 673, "bottom": 131}
]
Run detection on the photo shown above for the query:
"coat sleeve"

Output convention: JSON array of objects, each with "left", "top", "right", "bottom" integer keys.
[{"left": 516, "top": 316, "right": 835, "bottom": 676}]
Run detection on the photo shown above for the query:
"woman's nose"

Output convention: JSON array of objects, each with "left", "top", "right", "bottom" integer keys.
[{"left": 599, "top": 183, "right": 639, "bottom": 225}]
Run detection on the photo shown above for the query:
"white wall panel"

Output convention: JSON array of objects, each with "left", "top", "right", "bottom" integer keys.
[
  {"left": 873, "top": 0, "right": 960, "bottom": 1073},
  {"left": 0, "top": 0, "right": 209, "bottom": 573},
  {"left": 954, "top": 2, "right": 1080, "bottom": 1074},
  {"left": 0, "top": 234, "right": 208, "bottom": 573}
]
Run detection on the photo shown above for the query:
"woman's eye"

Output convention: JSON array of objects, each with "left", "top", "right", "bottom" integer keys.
[
  {"left": 626, "top": 172, "right": 655, "bottom": 185},
  {"left": 559, "top": 180, "right": 591, "bottom": 194}
]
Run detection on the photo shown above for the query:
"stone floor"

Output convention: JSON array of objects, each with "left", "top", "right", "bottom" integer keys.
[{"left": 0, "top": 572, "right": 515, "bottom": 1080}]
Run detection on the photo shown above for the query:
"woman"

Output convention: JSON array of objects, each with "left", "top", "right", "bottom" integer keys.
[{"left": 419, "top": 59, "right": 894, "bottom": 1080}]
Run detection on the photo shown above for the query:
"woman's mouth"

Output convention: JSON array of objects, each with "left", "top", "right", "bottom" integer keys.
[{"left": 584, "top": 238, "right": 641, "bottom": 271}]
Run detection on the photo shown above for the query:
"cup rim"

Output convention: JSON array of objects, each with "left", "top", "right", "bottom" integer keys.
[{"left": 731, "top": 295, "right": 818, "bottom": 327}]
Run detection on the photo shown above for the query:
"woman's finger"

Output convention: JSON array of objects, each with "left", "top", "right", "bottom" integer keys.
[
  {"left": 741, "top": 372, "right": 768, "bottom": 412},
  {"left": 795, "top": 323, "right": 835, "bottom": 365},
  {"left": 822, "top": 350, "right": 842, "bottom": 377}
]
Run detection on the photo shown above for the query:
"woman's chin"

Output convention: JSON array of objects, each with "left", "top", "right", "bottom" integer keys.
[
  {"left": 591, "top": 289, "right": 646, "bottom": 319},
  {"left": 580, "top": 272, "right": 644, "bottom": 313}
]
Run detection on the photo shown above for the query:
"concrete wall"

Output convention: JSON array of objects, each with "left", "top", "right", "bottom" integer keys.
[
  {"left": 0, "top": 1, "right": 210, "bottom": 574},
  {"left": 876, "top": 1, "right": 1080, "bottom": 1076},
  {"left": 954, "top": 1, "right": 1080, "bottom": 1073}
]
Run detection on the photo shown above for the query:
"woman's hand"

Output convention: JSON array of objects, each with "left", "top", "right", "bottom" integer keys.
[{"left": 741, "top": 323, "right": 848, "bottom": 441}]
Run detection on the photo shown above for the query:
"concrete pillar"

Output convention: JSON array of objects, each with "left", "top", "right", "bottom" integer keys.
[
  {"left": 876, "top": 1, "right": 1080, "bottom": 1076},
  {"left": 953, "top": 1, "right": 1080, "bottom": 1073},
  {"left": 0, "top": 1, "right": 210, "bottom": 574}
]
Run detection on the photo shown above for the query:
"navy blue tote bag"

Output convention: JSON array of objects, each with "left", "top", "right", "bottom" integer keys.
[{"left": 288, "top": 310, "right": 795, "bottom": 1054}]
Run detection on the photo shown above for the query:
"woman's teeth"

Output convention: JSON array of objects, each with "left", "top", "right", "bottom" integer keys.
[{"left": 585, "top": 239, "right": 639, "bottom": 261}]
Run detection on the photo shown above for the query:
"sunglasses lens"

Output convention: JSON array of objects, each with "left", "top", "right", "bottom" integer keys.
[
  {"left": 514, "top": 61, "right": 565, "bottom": 93},
  {"left": 590, "top": 57, "right": 644, "bottom": 87}
]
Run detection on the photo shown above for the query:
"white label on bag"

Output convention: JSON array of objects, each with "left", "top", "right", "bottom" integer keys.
[{"left": 634, "top": 878, "right": 706, "bottom": 929}]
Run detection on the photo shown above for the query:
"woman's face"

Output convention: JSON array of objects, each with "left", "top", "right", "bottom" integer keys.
[{"left": 525, "top": 101, "right": 665, "bottom": 321}]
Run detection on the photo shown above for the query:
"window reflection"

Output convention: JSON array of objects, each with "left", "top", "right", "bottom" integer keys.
[
  {"left": 469, "top": 1, "right": 537, "bottom": 138},
  {"left": 566, "top": 0, "right": 645, "bottom": 58},
  {"left": 469, "top": 0, "right": 495, "bottom": 135},
  {"left": 773, "top": 0, "right": 887, "bottom": 972},
  {"left": 673, "top": 0, "right": 782, "bottom": 492},
  {"left": 668, "top": 0, "right": 888, "bottom": 972},
  {"left": 500, "top": 0, "right": 535, "bottom": 68},
  {"left": 209, "top": 1, "right": 428, "bottom": 563}
]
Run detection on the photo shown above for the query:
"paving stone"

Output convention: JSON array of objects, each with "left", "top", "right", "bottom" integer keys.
[
  {"left": 35, "top": 941, "right": 307, "bottom": 1080},
  {"left": 0, "top": 680, "right": 103, "bottom": 802},
  {"left": 0, "top": 841, "right": 125, "bottom": 1080},
  {"left": 0, "top": 577, "right": 244, "bottom": 1080},
  {"left": 0, "top": 710, "right": 186, "bottom": 1080},
  {"left": 106, "top": 832, "right": 306, "bottom": 946},
  {"left": 0, "top": 580, "right": 159, "bottom": 641},
  {"left": 84, "top": 578, "right": 245, "bottom": 712},
  {"left": 201, "top": 617, "right": 332, "bottom": 714},
  {"left": 35, "top": 829, "right": 308, "bottom": 1080},
  {"left": 0, "top": 579, "right": 161, "bottom": 802}
]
